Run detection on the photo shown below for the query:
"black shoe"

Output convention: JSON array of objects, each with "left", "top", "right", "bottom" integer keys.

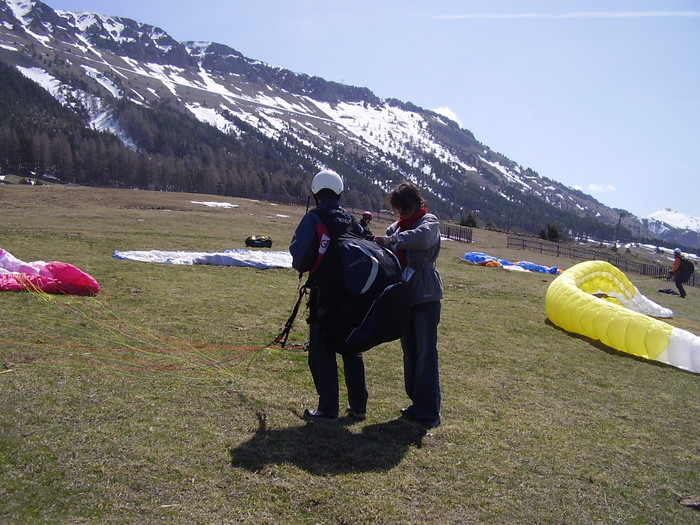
[
  {"left": 400, "top": 406, "right": 415, "bottom": 419},
  {"left": 345, "top": 407, "right": 366, "bottom": 421},
  {"left": 303, "top": 408, "right": 338, "bottom": 422}
]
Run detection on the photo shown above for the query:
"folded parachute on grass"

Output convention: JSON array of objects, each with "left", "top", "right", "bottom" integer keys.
[
  {"left": 0, "top": 249, "right": 100, "bottom": 295},
  {"left": 546, "top": 260, "right": 699, "bottom": 374},
  {"left": 113, "top": 249, "right": 292, "bottom": 269},
  {"left": 463, "top": 252, "right": 562, "bottom": 275}
]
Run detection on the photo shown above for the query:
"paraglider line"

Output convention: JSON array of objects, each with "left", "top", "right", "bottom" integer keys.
[{"left": 0, "top": 290, "right": 306, "bottom": 381}]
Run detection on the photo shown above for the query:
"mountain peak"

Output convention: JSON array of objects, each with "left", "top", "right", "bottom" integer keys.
[{"left": 646, "top": 209, "right": 700, "bottom": 233}]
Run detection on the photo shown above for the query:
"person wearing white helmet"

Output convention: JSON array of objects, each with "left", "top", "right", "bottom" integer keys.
[
  {"left": 669, "top": 248, "right": 687, "bottom": 298},
  {"left": 289, "top": 169, "right": 368, "bottom": 422},
  {"left": 310, "top": 169, "right": 345, "bottom": 196}
]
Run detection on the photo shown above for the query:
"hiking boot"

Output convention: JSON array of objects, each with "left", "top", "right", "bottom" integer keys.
[
  {"left": 345, "top": 407, "right": 366, "bottom": 421},
  {"left": 303, "top": 408, "right": 338, "bottom": 422},
  {"left": 400, "top": 406, "right": 415, "bottom": 419}
]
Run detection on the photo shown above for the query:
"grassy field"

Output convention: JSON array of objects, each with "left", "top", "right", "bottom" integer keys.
[{"left": 1, "top": 184, "right": 699, "bottom": 524}]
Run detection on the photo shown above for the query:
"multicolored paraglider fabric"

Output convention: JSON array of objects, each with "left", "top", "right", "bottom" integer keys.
[
  {"left": 0, "top": 249, "right": 100, "bottom": 295},
  {"left": 463, "top": 252, "right": 561, "bottom": 275},
  {"left": 546, "top": 260, "right": 699, "bottom": 374}
]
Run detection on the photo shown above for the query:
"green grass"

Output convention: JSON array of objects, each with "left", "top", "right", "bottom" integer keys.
[{"left": 1, "top": 184, "right": 699, "bottom": 524}]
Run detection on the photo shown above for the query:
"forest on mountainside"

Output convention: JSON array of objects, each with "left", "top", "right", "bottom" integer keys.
[{"left": 0, "top": 58, "right": 629, "bottom": 242}]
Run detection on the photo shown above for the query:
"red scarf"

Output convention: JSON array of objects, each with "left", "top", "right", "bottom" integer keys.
[{"left": 395, "top": 206, "right": 427, "bottom": 267}]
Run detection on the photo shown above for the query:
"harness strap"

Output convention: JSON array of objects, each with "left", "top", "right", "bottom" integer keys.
[{"left": 270, "top": 279, "right": 308, "bottom": 348}]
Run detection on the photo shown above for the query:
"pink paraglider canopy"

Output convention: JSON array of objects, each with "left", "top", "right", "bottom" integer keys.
[{"left": 0, "top": 249, "right": 100, "bottom": 296}]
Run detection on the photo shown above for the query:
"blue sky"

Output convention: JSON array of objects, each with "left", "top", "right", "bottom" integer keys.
[{"left": 47, "top": 0, "right": 700, "bottom": 219}]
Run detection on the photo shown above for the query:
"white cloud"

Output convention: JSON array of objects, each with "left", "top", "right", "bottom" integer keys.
[
  {"left": 588, "top": 184, "right": 616, "bottom": 193},
  {"left": 433, "top": 106, "right": 462, "bottom": 126},
  {"left": 572, "top": 183, "right": 616, "bottom": 193}
]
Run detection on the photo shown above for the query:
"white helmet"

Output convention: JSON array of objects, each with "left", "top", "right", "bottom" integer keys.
[{"left": 311, "top": 170, "right": 344, "bottom": 195}]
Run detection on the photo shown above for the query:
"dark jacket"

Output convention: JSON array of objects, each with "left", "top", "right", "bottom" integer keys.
[
  {"left": 289, "top": 199, "right": 363, "bottom": 323},
  {"left": 289, "top": 199, "right": 361, "bottom": 277},
  {"left": 359, "top": 220, "right": 374, "bottom": 240}
]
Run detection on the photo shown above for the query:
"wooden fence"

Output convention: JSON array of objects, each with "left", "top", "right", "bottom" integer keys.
[
  {"left": 440, "top": 224, "right": 473, "bottom": 243},
  {"left": 506, "top": 236, "right": 698, "bottom": 288}
]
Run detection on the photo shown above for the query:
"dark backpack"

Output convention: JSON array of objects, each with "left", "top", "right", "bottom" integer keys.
[
  {"left": 311, "top": 207, "right": 410, "bottom": 354},
  {"left": 680, "top": 259, "right": 695, "bottom": 283},
  {"left": 245, "top": 235, "right": 273, "bottom": 248}
]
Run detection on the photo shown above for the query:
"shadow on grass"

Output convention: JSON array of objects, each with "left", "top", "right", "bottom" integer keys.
[{"left": 230, "top": 413, "right": 426, "bottom": 475}]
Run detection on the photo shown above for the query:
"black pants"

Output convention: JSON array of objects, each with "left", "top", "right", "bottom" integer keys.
[
  {"left": 674, "top": 275, "right": 686, "bottom": 298},
  {"left": 307, "top": 322, "right": 367, "bottom": 417},
  {"left": 401, "top": 300, "right": 442, "bottom": 421}
]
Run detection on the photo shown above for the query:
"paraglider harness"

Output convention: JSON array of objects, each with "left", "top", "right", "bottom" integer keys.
[
  {"left": 272, "top": 207, "right": 410, "bottom": 354},
  {"left": 679, "top": 258, "right": 695, "bottom": 283}
]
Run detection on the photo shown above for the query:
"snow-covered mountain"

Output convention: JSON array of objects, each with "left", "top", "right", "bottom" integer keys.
[
  {"left": 0, "top": 0, "right": 693, "bottom": 247},
  {"left": 642, "top": 209, "right": 700, "bottom": 250},
  {"left": 646, "top": 209, "right": 700, "bottom": 232}
]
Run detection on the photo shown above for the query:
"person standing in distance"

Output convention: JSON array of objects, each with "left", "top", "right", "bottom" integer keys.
[
  {"left": 359, "top": 211, "right": 374, "bottom": 240},
  {"left": 669, "top": 248, "right": 687, "bottom": 298},
  {"left": 289, "top": 170, "right": 368, "bottom": 422},
  {"left": 375, "top": 181, "right": 443, "bottom": 428}
]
